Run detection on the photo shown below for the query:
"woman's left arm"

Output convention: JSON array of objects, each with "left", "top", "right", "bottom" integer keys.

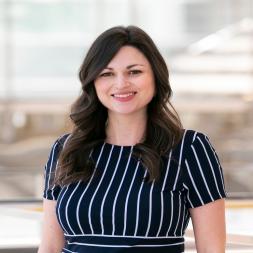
[{"left": 189, "top": 198, "right": 226, "bottom": 253}]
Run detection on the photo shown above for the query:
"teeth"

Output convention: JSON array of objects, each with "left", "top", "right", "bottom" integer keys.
[{"left": 113, "top": 92, "right": 135, "bottom": 98}]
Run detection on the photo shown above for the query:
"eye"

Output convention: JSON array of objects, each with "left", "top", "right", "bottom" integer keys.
[
  {"left": 99, "top": 72, "right": 113, "bottom": 77},
  {"left": 129, "top": 70, "right": 142, "bottom": 75}
]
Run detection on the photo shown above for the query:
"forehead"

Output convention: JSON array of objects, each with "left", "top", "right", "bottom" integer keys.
[{"left": 107, "top": 45, "right": 150, "bottom": 67}]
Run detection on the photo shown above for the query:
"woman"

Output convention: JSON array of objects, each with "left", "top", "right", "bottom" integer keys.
[{"left": 38, "top": 26, "right": 226, "bottom": 253}]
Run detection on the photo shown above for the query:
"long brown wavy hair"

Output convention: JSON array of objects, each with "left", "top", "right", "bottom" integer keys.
[{"left": 55, "top": 25, "right": 183, "bottom": 185}]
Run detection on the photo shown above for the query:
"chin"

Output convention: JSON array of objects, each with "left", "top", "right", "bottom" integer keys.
[{"left": 115, "top": 111, "right": 137, "bottom": 115}]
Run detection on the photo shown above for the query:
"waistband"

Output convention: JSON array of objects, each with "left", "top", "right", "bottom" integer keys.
[{"left": 63, "top": 234, "right": 185, "bottom": 253}]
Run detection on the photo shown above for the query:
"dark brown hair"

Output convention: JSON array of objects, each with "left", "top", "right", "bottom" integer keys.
[{"left": 55, "top": 25, "right": 183, "bottom": 185}]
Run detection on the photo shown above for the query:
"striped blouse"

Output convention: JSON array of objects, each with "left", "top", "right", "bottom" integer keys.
[{"left": 43, "top": 129, "right": 226, "bottom": 253}]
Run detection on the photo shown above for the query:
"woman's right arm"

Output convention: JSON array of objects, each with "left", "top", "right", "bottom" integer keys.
[{"left": 37, "top": 199, "right": 65, "bottom": 253}]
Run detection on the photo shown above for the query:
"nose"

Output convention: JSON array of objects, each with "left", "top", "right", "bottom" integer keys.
[{"left": 115, "top": 74, "right": 130, "bottom": 88}]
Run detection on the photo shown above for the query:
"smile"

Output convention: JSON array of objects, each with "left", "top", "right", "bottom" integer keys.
[
  {"left": 112, "top": 92, "right": 137, "bottom": 98},
  {"left": 111, "top": 92, "right": 137, "bottom": 102}
]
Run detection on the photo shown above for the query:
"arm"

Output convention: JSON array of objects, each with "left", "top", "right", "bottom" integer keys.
[
  {"left": 189, "top": 198, "right": 226, "bottom": 253},
  {"left": 37, "top": 199, "right": 65, "bottom": 253}
]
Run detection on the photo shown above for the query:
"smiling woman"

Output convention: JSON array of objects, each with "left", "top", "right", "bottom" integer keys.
[
  {"left": 94, "top": 46, "right": 155, "bottom": 117},
  {"left": 38, "top": 26, "right": 226, "bottom": 253}
]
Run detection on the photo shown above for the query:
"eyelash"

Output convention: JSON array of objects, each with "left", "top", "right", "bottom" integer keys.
[
  {"left": 129, "top": 70, "right": 142, "bottom": 75},
  {"left": 99, "top": 72, "right": 113, "bottom": 77},
  {"left": 99, "top": 70, "right": 142, "bottom": 77}
]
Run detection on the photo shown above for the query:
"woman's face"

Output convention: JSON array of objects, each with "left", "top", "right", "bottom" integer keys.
[{"left": 94, "top": 45, "right": 155, "bottom": 117}]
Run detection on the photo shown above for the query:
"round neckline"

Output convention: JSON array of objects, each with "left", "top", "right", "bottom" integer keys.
[{"left": 103, "top": 142, "right": 135, "bottom": 148}]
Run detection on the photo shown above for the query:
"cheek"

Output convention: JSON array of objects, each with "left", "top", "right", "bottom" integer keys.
[
  {"left": 145, "top": 78, "right": 156, "bottom": 98},
  {"left": 94, "top": 81, "right": 99, "bottom": 93},
  {"left": 94, "top": 82, "right": 106, "bottom": 97},
  {"left": 94, "top": 82, "right": 111, "bottom": 107}
]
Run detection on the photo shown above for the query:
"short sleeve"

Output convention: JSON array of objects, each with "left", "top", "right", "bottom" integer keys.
[
  {"left": 43, "top": 134, "right": 70, "bottom": 200},
  {"left": 183, "top": 131, "right": 227, "bottom": 208}
]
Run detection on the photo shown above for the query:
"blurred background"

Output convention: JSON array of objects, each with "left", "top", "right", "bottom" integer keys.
[{"left": 0, "top": 0, "right": 253, "bottom": 252}]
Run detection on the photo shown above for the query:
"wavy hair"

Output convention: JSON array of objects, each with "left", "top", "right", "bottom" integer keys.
[{"left": 55, "top": 25, "right": 183, "bottom": 185}]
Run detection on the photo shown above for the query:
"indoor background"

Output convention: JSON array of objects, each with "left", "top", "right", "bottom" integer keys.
[{"left": 0, "top": 0, "right": 252, "bottom": 252}]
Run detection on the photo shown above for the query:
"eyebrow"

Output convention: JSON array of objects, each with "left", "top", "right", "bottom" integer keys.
[{"left": 104, "top": 64, "right": 144, "bottom": 70}]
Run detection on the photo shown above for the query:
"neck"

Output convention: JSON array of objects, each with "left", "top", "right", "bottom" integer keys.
[{"left": 105, "top": 112, "right": 147, "bottom": 146}]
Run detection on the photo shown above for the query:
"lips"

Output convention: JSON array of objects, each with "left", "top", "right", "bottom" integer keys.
[
  {"left": 111, "top": 91, "right": 137, "bottom": 102},
  {"left": 111, "top": 92, "right": 137, "bottom": 98}
]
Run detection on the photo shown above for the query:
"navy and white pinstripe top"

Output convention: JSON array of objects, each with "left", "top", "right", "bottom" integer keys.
[{"left": 43, "top": 129, "right": 226, "bottom": 253}]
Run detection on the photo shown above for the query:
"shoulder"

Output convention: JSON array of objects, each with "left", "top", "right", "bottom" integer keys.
[
  {"left": 47, "top": 133, "right": 71, "bottom": 157},
  {"left": 178, "top": 129, "right": 215, "bottom": 158},
  {"left": 181, "top": 129, "right": 221, "bottom": 166},
  {"left": 55, "top": 133, "right": 71, "bottom": 147},
  {"left": 182, "top": 129, "right": 208, "bottom": 143},
  {"left": 181, "top": 129, "right": 212, "bottom": 147},
  {"left": 45, "top": 133, "right": 71, "bottom": 172}
]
